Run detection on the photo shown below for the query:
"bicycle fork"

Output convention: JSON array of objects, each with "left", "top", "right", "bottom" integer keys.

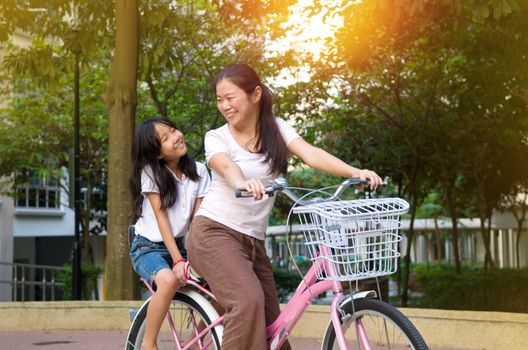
[{"left": 331, "top": 290, "right": 376, "bottom": 350}]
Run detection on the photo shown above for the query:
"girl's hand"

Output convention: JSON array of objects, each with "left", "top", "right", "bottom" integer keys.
[
  {"left": 357, "top": 169, "right": 383, "bottom": 190},
  {"left": 172, "top": 261, "right": 188, "bottom": 287},
  {"left": 237, "top": 178, "right": 266, "bottom": 200}
]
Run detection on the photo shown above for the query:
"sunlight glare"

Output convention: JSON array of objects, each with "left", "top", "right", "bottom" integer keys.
[
  {"left": 266, "top": 0, "right": 343, "bottom": 61},
  {"left": 266, "top": 0, "right": 345, "bottom": 87}
]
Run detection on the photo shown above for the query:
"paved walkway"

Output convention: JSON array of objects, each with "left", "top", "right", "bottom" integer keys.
[
  {"left": 0, "top": 330, "right": 322, "bottom": 349},
  {"left": 0, "top": 330, "right": 471, "bottom": 349}
]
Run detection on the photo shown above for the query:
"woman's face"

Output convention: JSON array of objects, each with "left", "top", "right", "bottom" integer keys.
[
  {"left": 154, "top": 123, "right": 187, "bottom": 162},
  {"left": 216, "top": 78, "right": 261, "bottom": 127}
]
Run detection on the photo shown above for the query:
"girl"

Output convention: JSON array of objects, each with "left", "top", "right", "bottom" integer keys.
[
  {"left": 129, "top": 117, "right": 210, "bottom": 350},
  {"left": 187, "top": 63, "right": 382, "bottom": 350}
]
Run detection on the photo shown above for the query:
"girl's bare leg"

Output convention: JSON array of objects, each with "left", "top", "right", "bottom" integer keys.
[{"left": 141, "top": 268, "right": 178, "bottom": 350}]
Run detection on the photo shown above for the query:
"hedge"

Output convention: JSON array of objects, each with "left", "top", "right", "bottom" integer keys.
[{"left": 414, "top": 264, "right": 528, "bottom": 313}]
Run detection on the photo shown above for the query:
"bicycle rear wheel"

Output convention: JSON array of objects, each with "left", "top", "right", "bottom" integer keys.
[
  {"left": 126, "top": 290, "right": 221, "bottom": 350},
  {"left": 322, "top": 298, "right": 428, "bottom": 350}
]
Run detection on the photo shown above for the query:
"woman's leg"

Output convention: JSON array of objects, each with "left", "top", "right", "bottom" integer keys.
[
  {"left": 188, "top": 216, "right": 267, "bottom": 350},
  {"left": 253, "top": 239, "right": 292, "bottom": 350}
]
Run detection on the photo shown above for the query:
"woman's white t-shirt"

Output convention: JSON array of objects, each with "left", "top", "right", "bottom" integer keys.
[
  {"left": 134, "top": 162, "right": 211, "bottom": 242},
  {"left": 196, "top": 118, "right": 300, "bottom": 240}
]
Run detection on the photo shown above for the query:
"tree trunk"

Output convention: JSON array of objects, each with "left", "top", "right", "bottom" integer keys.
[
  {"left": 434, "top": 217, "right": 442, "bottom": 262},
  {"left": 485, "top": 210, "right": 496, "bottom": 270},
  {"left": 446, "top": 188, "right": 461, "bottom": 274},
  {"left": 514, "top": 194, "right": 527, "bottom": 269},
  {"left": 476, "top": 200, "right": 494, "bottom": 270},
  {"left": 516, "top": 221, "right": 522, "bottom": 269},
  {"left": 401, "top": 197, "right": 417, "bottom": 307},
  {"left": 103, "top": 0, "right": 139, "bottom": 300}
]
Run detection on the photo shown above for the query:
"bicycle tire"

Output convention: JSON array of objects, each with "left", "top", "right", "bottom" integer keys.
[
  {"left": 126, "top": 289, "right": 222, "bottom": 350},
  {"left": 321, "top": 298, "right": 428, "bottom": 350}
]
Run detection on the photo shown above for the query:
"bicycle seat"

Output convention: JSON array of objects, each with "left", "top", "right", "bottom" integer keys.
[{"left": 187, "top": 265, "right": 208, "bottom": 285}]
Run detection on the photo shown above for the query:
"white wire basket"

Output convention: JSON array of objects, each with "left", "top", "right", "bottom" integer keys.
[{"left": 293, "top": 198, "right": 409, "bottom": 281}]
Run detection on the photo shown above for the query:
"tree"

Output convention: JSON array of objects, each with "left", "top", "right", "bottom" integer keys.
[
  {"left": 0, "top": 1, "right": 114, "bottom": 270},
  {"left": 103, "top": 0, "right": 292, "bottom": 299},
  {"left": 272, "top": 0, "right": 526, "bottom": 305},
  {"left": 103, "top": 0, "right": 139, "bottom": 300}
]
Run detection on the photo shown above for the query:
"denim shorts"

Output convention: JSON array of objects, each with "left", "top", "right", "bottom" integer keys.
[{"left": 130, "top": 234, "right": 187, "bottom": 285}]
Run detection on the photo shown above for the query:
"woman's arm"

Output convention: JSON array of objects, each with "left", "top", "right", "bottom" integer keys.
[
  {"left": 208, "top": 153, "right": 266, "bottom": 198},
  {"left": 190, "top": 197, "right": 203, "bottom": 219},
  {"left": 145, "top": 192, "right": 187, "bottom": 285},
  {"left": 287, "top": 138, "right": 382, "bottom": 188}
]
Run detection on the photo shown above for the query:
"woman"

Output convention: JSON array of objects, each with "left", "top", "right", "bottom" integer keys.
[{"left": 187, "top": 63, "right": 382, "bottom": 350}]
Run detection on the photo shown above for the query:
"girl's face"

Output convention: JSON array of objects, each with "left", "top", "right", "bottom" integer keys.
[
  {"left": 154, "top": 123, "right": 187, "bottom": 163},
  {"left": 216, "top": 78, "right": 261, "bottom": 127}
]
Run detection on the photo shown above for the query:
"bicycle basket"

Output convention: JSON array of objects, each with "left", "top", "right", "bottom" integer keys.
[{"left": 293, "top": 198, "right": 409, "bottom": 281}]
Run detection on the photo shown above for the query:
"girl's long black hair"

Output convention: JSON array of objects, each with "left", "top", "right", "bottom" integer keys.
[
  {"left": 214, "top": 63, "right": 288, "bottom": 176},
  {"left": 129, "top": 117, "right": 200, "bottom": 221}
]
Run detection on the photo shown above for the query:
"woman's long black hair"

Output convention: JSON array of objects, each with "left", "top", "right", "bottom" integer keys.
[
  {"left": 129, "top": 117, "right": 200, "bottom": 221},
  {"left": 214, "top": 63, "right": 288, "bottom": 176}
]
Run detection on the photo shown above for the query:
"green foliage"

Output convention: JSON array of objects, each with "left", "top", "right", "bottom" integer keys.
[
  {"left": 272, "top": 267, "right": 302, "bottom": 301},
  {"left": 58, "top": 262, "right": 104, "bottom": 300},
  {"left": 414, "top": 264, "right": 528, "bottom": 312}
]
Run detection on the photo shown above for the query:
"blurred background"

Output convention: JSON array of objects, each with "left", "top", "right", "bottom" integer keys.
[{"left": 0, "top": 0, "right": 527, "bottom": 313}]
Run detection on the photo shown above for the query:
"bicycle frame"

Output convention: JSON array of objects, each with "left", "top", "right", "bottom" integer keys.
[
  {"left": 183, "top": 245, "right": 364, "bottom": 350},
  {"left": 267, "top": 244, "right": 360, "bottom": 350},
  {"left": 138, "top": 177, "right": 388, "bottom": 350}
]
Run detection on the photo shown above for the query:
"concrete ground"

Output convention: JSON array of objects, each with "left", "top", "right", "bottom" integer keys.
[
  {"left": 4, "top": 301, "right": 522, "bottom": 350},
  {"left": 0, "top": 330, "right": 323, "bottom": 349},
  {"left": 0, "top": 330, "right": 473, "bottom": 350}
]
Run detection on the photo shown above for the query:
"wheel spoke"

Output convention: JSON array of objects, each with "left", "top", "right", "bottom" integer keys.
[
  {"left": 326, "top": 299, "right": 427, "bottom": 350},
  {"left": 126, "top": 294, "right": 221, "bottom": 350}
]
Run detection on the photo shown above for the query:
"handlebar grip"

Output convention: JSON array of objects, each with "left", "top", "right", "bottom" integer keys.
[
  {"left": 235, "top": 189, "right": 252, "bottom": 198},
  {"left": 349, "top": 177, "right": 370, "bottom": 187},
  {"left": 235, "top": 187, "right": 276, "bottom": 198}
]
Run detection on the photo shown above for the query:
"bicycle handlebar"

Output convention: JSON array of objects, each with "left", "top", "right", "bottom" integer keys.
[{"left": 235, "top": 177, "right": 370, "bottom": 206}]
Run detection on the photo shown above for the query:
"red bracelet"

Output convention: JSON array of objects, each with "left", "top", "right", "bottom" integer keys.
[{"left": 172, "top": 258, "right": 187, "bottom": 268}]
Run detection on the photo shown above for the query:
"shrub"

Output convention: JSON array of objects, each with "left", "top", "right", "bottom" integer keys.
[
  {"left": 414, "top": 264, "right": 528, "bottom": 312},
  {"left": 58, "top": 262, "right": 103, "bottom": 300},
  {"left": 273, "top": 267, "right": 303, "bottom": 302}
]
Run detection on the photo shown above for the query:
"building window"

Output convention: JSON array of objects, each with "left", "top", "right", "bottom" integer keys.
[{"left": 15, "top": 172, "right": 61, "bottom": 209}]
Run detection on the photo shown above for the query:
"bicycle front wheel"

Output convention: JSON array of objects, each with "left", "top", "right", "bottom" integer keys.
[
  {"left": 322, "top": 298, "right": 428, "bottom": 350},
  {"left": 126, "top": 290, "right": 222, "bottom": 350}
]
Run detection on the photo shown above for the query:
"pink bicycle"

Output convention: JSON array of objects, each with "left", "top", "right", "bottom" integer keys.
[{"left": 126, "top": 177, "right": 428, "bottom": 350}]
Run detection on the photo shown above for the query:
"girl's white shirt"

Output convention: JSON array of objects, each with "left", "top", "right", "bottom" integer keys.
[
  {"left": 134, "top": 161, "right": 211, "bottom": 242},
  {"left": 196, "top": 117, "right": 300, "bottom": 240}
]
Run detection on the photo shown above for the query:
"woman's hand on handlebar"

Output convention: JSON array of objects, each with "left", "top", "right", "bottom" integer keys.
[
  {"left": 236, "top": 178, "right": 266, "bottom": 200},
  {"left": 356, "top": 169, "right": 383, "bottom": 190}
]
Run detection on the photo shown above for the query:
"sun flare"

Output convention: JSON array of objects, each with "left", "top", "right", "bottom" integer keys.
[{"left": 266, "top": 1, "right": 343, "bottom": 61}]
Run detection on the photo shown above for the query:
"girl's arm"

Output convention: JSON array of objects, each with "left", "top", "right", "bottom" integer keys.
[
  {"left": 208, "top": 153, "right": 266, "bottom": 198},
  {"left": 287, "top": 138, "right": 382, "bottom": 188},
  {"left": 145, "top": 192, "right": 187, "bottom": 285}
]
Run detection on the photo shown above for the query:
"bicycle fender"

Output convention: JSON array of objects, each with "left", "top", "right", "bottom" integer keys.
[
  {"left": 320, "top": 291, "right": 377, "bottom": 350},
  {"left": 126, "top": 296, "right": 153, "bottom": 349},
  {"left": 125, "top": 288, "right": 224, "bottom": 350},
  {"left": 177, "top": 287, "right": 224, "bottom": 341}
]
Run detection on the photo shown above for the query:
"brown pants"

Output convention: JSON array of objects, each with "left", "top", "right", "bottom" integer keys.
[{"left": 187, "top": 215, "right": 290, "bottom": 350}]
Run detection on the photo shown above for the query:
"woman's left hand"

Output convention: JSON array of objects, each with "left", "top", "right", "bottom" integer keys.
[{"left": 357, "top": 169, "right": 383, "bottom": 190}]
